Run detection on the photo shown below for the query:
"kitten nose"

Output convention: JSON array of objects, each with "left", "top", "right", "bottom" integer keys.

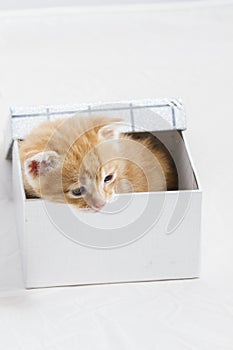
[{"left": 93, "top": 198, "right": 106, "bottom": 210}]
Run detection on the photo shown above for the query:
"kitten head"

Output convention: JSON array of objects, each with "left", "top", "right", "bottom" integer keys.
[
  {"left": 62, "top": 121, "right": 125, "bottom": 211},
  {"left": 23, "top": 117, "right": 125, "bottom": 211}
]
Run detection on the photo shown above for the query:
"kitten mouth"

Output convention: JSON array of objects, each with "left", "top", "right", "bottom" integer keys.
[
  {"left": 77, "top": 207, "right": 101, "bottom": 213},
  {"left": 91, "top": 206, "right": 105, "bottom": 213},
  {"left": 91, "top": 209, "right": 101, "bottom": 213}
]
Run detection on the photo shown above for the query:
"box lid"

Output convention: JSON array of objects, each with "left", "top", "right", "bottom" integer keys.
[{"left": 4, "top": 98, "right": 186, "bottom": 160}]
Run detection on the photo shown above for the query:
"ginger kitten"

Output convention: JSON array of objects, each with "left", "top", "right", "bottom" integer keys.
[{"left": 19, "top": 115, "right": 178, "bottom": 211}]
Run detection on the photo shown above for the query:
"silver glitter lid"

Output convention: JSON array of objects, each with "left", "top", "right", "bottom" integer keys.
[{"left": 4, "top": 98, "right": 186, "bottom": 160}]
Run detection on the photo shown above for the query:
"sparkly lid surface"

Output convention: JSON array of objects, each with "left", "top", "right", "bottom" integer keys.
[{"left": 5, "top": 98, "right": 186, "bottom": 159}]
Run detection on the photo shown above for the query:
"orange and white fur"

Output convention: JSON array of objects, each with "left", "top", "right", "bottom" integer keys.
[{"left": 19, "top": 115, "right": 178, "bottom": 211}]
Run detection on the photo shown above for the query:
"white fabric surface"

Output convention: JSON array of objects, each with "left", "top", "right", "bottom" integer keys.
[{"left": 0, "top": 1, "right": 233, "bottom": 349}]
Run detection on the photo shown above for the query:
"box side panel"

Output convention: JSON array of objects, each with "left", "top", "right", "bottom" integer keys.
[
  {"left": 24, "top": 190, "right": 201, "bottom": 288},
  {"left": 4, "top": 116, "right": 13, "bottom": 160},
  {"left": 12, "top": 141, "right": 27, "bottom": 284}
]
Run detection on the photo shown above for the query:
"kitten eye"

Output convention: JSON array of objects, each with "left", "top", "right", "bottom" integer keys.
[
  {"left": 71, "top": 187, "right": 86, "bottom": 196},
  {"left": 104, "top": 174, "right": 114, "bottom": 183}
]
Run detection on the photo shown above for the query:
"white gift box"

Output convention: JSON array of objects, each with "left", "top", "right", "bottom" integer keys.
[{"left": 5, "top": 99, "right": 202, "bottom": 288}]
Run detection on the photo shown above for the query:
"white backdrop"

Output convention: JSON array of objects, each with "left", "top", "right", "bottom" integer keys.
[
  {"left": 0, "top": 0, "right": 200, "bottom": 11},
  {"left": 0, "top": 1, "right": 233, "bottom": 349}
]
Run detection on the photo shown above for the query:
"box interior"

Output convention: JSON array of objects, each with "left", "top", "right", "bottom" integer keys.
[{"left": 151, "top": 130, "right": 198, "bottom": 191}]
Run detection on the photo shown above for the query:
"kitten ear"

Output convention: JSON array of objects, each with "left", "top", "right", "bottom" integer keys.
[
  {"left": 98, "top": 124, "right": 121, "bottom": 141},
  {"left": 24, "top": 151, "right": 60, "bottom": 179}
]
